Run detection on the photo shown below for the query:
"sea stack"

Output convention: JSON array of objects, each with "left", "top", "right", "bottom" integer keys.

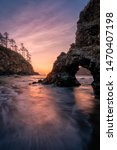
[{"left": 43, "top": 0, "right": 100, "bottom": 87}]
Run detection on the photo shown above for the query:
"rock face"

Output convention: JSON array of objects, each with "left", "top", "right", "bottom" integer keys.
[
  {"left": 43, "top": 0, "right": 100, "bottom": 87},
  {"left": 0, "top": 46, "right": 36, "bottom": 75}
]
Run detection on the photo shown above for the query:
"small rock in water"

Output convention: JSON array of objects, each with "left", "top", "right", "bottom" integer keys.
[
  {"left": 38, "top": 79, "right": 43, "bottom": 83},
  {"left": 32, "top": 81, "right": 38, "bottom": 84},
  {"left": 14, "top": 74, "right": 21, "bottom": 78}
]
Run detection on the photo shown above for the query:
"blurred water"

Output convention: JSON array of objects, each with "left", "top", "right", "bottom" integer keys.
[{"left": 0, "top": 75, "right": 99, "bottom": 150}]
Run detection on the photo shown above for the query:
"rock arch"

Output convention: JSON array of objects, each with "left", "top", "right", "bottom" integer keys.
[
  {"left": 43, "top": 50, "right": 99, "bottom": 87},
  {"left": 76, "top": 67, "right": 93, "bottom": 85},
  {"left": 43, "top": 0, "right": 100, "bottom": 88}
]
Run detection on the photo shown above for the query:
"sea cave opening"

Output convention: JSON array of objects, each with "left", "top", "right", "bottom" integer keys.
[{"left": 75, "top": 66, "right": 94, "bottom": 85}]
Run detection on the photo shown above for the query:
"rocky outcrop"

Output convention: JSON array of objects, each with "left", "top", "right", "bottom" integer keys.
[
  {"left": 43, "top": 0, "right": 100, "bottom": 87},
  {"left": 0, "top": 46, "right": 37, "bottom": 75}
]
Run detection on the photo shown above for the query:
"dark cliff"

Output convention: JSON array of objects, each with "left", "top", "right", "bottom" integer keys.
[
  {"left": 0, "top": 46, "right": 36, "bottom": 75},
  {"left": 43, "top": 0, "right": 100, "bottom": 87}
]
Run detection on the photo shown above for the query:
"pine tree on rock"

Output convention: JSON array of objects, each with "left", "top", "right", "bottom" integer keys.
[
  {"left": 4, "top": 32, "right": 9, "bottom": 48},
  {"left": 9, "top": 39, "right": 16, "bottom": 50},
  {"left": 0, "top": 33, "right": 4, "bottom": 46}
]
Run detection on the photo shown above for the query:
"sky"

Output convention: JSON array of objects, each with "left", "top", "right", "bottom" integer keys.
[{"left": 0, "top": 0, "right": 89, "bottom": 74}]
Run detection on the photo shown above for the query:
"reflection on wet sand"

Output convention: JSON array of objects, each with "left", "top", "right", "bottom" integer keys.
[{"left": 0, "top": 76, "right": 99, "bottom": 150}]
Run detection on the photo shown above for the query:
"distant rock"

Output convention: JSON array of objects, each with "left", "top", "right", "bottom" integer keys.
[
  {"left": 43, "top": 0, "right": 100, "bottom": 87},
  {"left": 0, "top": 46, "right": 37, "bottom": 75},
  {"left": 76, "top": 67, "right": 91, "bottom": 76}
]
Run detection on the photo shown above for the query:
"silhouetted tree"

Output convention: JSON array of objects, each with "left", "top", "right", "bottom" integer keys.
[
  {"left": 20, "top": 43, "right": 25, "bottom": 57},
  {"left": 25, "top": 49, "right": 28, "bottom": 59},
  {"left": 4, "top": 32, "right": 9, "bottom": 48},
  {"left": 25, "top": 48, "right": 31, "bottom": 63},
  {"left": 27, "top": 53, "right": 31, "bottom": 63},
  {"left": 14, "top": 45, "right": 18, "bottom": 52},
  {"left": 20, "top": 43, "right": 29, "bottom": 59},
  {"left": 0, "top": 33, "right": 4, "bottom": 46},
  {"left": 9, "top": 39, "right": 16, "bottom": 50},
  {"left": 0, "top": 32, "right": 31, "bottom": 63}
]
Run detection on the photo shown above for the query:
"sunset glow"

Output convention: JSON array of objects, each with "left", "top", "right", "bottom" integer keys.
[{"left": 0, "top": 0, "right": 88, "bottom": 74}]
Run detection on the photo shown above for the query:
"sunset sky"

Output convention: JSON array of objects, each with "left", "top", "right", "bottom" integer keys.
[{"left": 0, "top": 0, "right": 88, "bottom": 74}]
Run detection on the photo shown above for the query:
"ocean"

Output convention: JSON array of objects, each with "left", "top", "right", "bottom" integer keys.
[{"left": 0, "top": 75, "right": 100, "bottom": 150}]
